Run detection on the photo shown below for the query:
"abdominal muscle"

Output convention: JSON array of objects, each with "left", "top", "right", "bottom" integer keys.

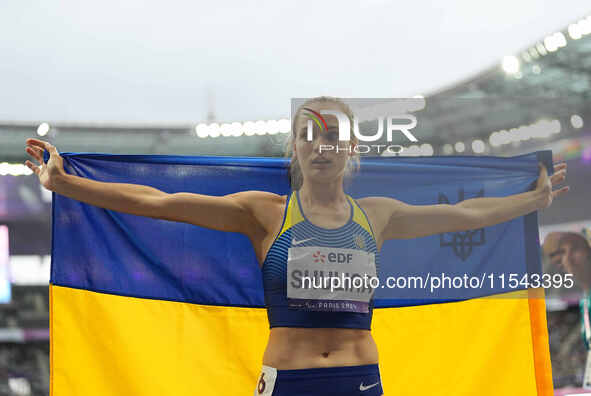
[{"left": 262, "top": 327, "right": 379, "bottom": 369}]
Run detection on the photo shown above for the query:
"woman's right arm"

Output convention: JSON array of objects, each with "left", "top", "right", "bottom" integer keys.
[{"left": 24, "top": 138, "right": 271, "bottom": 237}]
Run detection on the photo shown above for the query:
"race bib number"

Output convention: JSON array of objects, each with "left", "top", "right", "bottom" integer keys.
[
  {"left": 254, "top": 366, "right": 277, "bottom": 396},
  {"left": 287, "top": 246, "right": 376, "bottom": 313}
]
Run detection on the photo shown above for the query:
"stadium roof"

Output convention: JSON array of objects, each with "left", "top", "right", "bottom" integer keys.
[
  {"left": 407, "top": 17, "right": 591, "bottom": 155},
  {"left": 1, "top": 14, "right": 590, "bottom": 162}
]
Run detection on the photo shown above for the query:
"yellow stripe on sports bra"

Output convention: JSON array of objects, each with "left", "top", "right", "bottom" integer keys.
[
  {"left": 347, "top": 196, "right": 375, "bottom": 239},
  {"left": 277, "top": 192, "right": 375, "bottom": 240},
  {"left": 277, "top": 191, "right": 304, "bottom": 237}
]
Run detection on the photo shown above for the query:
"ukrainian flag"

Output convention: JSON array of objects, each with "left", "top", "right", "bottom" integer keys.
[{"left": 48, "top": 151, "right": 553, "bottom": 395}]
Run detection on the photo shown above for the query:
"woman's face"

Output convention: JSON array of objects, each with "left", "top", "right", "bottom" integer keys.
[{"left": 293, "top": 102, "right": 353, "bottom": 185}]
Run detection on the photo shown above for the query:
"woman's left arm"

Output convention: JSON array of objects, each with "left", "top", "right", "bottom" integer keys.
[{"left": 373, "top": 163, "right": 569, "bottom": 242}]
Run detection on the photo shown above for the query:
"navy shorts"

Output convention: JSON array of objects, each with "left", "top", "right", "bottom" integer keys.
[{"left": 254, "top": 364, "right": 383, "bottom": 396}]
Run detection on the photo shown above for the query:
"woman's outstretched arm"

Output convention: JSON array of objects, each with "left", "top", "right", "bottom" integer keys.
[
  {"left": 24, "top": 138, "right": 272, "bottom": 236},
  {"left": 360, "top": 163, "right": 569, "bottom": 246}
]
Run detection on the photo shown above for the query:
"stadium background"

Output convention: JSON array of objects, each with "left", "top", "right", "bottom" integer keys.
[{"left": 1, "top": 5, "right": 591, "bottom": 396}]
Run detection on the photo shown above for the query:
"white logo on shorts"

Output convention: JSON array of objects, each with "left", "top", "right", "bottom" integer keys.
[{"left": 359, "top": 382, "right": 379, "bottom": 391}]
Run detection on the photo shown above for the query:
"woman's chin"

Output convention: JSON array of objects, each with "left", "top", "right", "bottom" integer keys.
[{"left": 305, "top": 170, "right": 338, "bottom": 183}]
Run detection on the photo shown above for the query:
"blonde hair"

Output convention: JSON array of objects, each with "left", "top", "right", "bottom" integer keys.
[{"left": 285, "top": 96, "right": 360, "bottom": 189}]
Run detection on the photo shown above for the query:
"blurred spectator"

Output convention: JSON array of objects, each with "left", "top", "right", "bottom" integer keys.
[
  {"left": 543, "top": 229, "right": 591, "bottom": 292},
  {"left": 543, "top": 228, "right": 591, "bottom": 389}
]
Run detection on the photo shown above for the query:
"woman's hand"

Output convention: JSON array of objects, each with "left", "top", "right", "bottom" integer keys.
[
  {"left": 535, "top": 162, "right": 569, "bottom": 209},
  {"left": 24, "top": 138, "right": 66, "bottom": 192}
]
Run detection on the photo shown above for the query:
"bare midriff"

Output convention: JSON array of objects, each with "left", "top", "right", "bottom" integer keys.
[{"left": 262, "top": 327, "right": 379, "bottom": 370}]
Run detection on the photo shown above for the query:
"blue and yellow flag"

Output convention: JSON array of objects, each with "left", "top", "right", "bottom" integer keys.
[{"left": 48, "top": 151, "right": 553, "bottom": 395}]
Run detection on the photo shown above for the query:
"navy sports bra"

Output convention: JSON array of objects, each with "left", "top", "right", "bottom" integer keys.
[{"left": 262, "top": 190, "right": 380, "bottom": 330}]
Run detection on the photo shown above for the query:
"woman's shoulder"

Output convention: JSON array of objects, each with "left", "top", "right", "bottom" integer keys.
[
  {"left": 355, "top": 197, "right": 400, "bottom": 250},
  {"left": 355, "top": 196, "right": 389, "bottom": 212},
  {"left": 234, "top": 190, "right": 286, "bottom": 202},
  {"left": 355, "top": 197, "right": 384, "bottom": 224},
  {"left": 356, "top": 196, "right": 403, "bottom": 209},
  {"left": 233, "top": 189, "right": 287, "bottom": 218},
  {"left": 233, "top": 191, "right": 288, "bottom": 237}
]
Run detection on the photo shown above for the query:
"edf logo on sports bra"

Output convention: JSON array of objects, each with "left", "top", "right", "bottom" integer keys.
[{"left": 327, "top": 252, "right": 354, "bottom": 264}]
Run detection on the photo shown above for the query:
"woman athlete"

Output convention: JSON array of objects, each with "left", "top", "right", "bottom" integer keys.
[{"left": 25, "top": 96, "right": 568, "bottom": 396}]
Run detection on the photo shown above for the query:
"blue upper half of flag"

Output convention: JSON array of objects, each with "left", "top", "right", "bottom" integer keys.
[{"left": 47, "top": 151, "right": 552, "bottom": 308}]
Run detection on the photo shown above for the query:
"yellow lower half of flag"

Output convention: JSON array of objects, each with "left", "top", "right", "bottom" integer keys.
[{"left": 50, "top": 285, "right": 551, "bottom": 396}]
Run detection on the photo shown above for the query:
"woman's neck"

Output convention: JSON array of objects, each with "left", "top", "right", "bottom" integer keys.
[{"left": 298, "top": 179, "right": 347, "bottom": 209}]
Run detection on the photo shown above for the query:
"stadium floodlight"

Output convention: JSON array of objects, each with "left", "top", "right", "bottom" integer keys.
[
  {"left": 502, "top": 56, "right": 520, "bottom": 74},
  {"left": 267, "top": 120, "right": 279, "bottom": 135},
  {"left": 544, "top": 35, "right": 558, "bottom": 52},
  {"left": 243, "top": 121, "right": 256, "bottom": 136},
  {"left": 529, "top": 123, "right": 541, "bottom": 139},
  {"left": 195, "top": 123, "right": 208, "bottom": 138},
  {"left": 37, "top": 123, "right": 50, "bottom": 136},
  {"left": 454, "top": 142, "right": 465, "bottom": 153},
  {"left": 571, "top": 114, "right": 584, "bottom": 129},
  {"left": 472, "top": 140, "right": 485, "bottom": 153},
  {"left": 278, "top": 118, "right": 291, "bottom": 134},
  {"left": 220, "top": 123, "right": 233, "bottom": 137},
  {"left": 499, "top": 130, "right": 511, "bottom": 145},
  {"left": 580, "top": 18, "right": 591, "bottom": 35},
  {"left": 555, "top": 32, "right": 567, "bottom": 47},
  {"left": 528, "top": 47, "right": 540, "bottom": 59},
  {"left": 489, "top": 132, "right": 499, "bottom": 147},
  {"left": 254, "top": 120, "right": 267, "bottom": 135},
  {"left": 514, "top": 126, "right": 525, "bottom": 141},
  {"left": 406, "top": 145, "right": 420, "bottom": 156},
  {"left": 0, "top": 163, "right": 33, "bottom": 176},
  {"left": 521, "top": 52, "right": 531, "bottom": 62},
  {"left": 230, "top": 122, "right": 242, "bottom": 137},
  {"left": 536, "top": 122, "right": 551, "bottom": 139},
  {"left": 528, "top": 119, "right": 559, "bottom": 139},
  {"left": 550, "top": 119, "right": 561, "bottom": 135},
  {"left": 507, "top": 127, "right": 518, "bottom": 143},
  {"left": 419, "top": 143, "right": 433, "bottom": 156},
  {"left": 568, "top": 23, "right": 583, "bottom": 40},
  {"left": 544, "top": 32, "right": 567, "bottom": 53},
  {"left": 381, "top": 146, "right": 400, "bottom": 157},
  {"left": 442, "top": 144, "right": 453, "bottom": 155},
  {"left": 208, "top": 123, "right": 221, "bottom": 138},
  {"left": 525, "top": 126, "right": 536, "bottom": 140},
  {"left": 536, "top": 43, "right": 548, "bottom": 56}
]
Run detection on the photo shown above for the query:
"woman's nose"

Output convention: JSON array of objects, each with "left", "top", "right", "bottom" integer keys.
[
  {"left": 561, "top": 254, "right": 571, "bottom": 269},
  {"left": 313, "top": 134, "right": 330, "bottom": 151}
]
